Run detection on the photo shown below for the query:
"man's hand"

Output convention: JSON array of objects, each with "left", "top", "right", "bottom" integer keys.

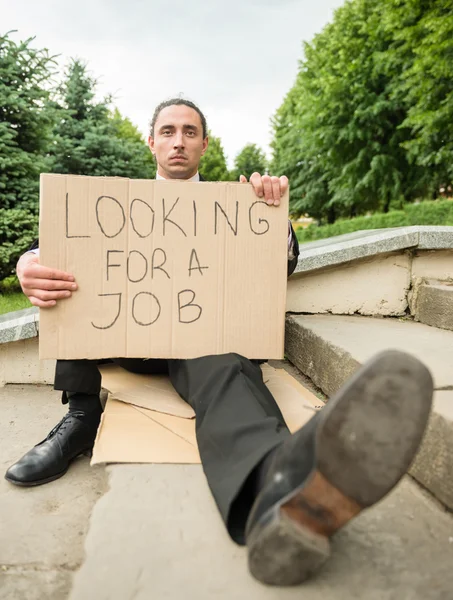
[
  {"left": 239, "top": 172, "right": 288, "bottom": 207},
  {"left": 17, "top": 253, "right": 77, "bottom": 308}
]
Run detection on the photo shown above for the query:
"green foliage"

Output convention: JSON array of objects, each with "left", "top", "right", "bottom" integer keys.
[
  {"left": 0, "top": 292, "right": 31, "bottom": 315},
  {"left": 49, "top": 60, "right": 155, "bottom": 179},
  {"left": 0, "top": 275, "right": 21, "bottom": 293},
  {"left": 297, "top": 199, "right": 453, "bottom": 242},
  {"left": 271, "top": 0, "right": 453, "bottom": 222},
  {"left": 0, "top": 208, "right": 38, "bottom": 280},
  {"left": 230, "top": 143, "right": 267, "bottom": 180},
  {"left": 109, "top": 108, "right": 156, "bottom": 178},
  {"left": 199, "top": 132, "right": 230, "bottom": 181},
  {"left": 0, "top": 32, "right": 56, "bottom": 212},
  {"left": 391, "top": 0, "right": 453, "bottom": 191}
]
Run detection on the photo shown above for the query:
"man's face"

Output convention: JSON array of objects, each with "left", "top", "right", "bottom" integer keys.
[{"left": 148, "top": 104, "right": 208, "bottom": 180}]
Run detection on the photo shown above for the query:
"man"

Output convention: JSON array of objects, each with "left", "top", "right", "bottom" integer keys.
[{"left": 6, "top": 99, "right": 433, "bottom": 586}]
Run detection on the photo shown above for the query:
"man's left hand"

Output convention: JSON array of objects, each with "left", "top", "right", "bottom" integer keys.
[{"left": 240, "top": 172, "right": 288, "bottom": 207}]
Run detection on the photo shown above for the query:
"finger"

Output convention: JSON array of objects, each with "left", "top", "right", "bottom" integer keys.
[
  {"left": 250, "top": 172, "right": 264, "bottom": 198},
  {"left": 27, "top": 289, "right": 73, "bottom": 302},
  {"left": 28, "top": 296, "right": 57, "bottom": 308},
  {"left": 27, "top": 264, "right": 75, "bottom": 282},
  {"left": 22, "top": 278, "right": 78, "bottom": 292},
  {"left": 239, "top": 175, "right": 247, "bottom": 183},
  {"left": 261, "top": 175, "right": 273, "bottom": 204},
  {"left": 279, "top": 175, "right": 289, "bottom": 196},
  {"left": 271, "top": 176, "right": 281, "bottom": 206}
]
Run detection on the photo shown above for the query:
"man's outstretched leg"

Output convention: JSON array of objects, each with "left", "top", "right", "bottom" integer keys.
[
  {"left": 5, "top": 359, "right": 103, "bottom": 486},
  {"left": 245, "top": 350, "right": 433, "bottom": 585}
]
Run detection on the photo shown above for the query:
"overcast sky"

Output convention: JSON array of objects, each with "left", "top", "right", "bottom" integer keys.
[{"left": 4, "top": 0, "right": 344, "bottom": 168}]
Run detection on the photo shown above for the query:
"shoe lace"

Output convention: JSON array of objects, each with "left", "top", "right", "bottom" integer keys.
[{"left": 46, "top": 411, "right": 86, "bottom": 440}]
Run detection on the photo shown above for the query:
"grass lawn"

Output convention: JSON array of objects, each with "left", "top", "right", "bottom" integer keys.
[{"left": 0, "top": 293, "right": 32, "bottom": 316}]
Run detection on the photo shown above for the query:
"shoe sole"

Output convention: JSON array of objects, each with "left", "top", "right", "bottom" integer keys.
[
  {"left": 4, "top": 448, "right": 93, "bottom": 487},
  {"left": 247, "top": 350, "right": 433, "bottom": 586}
]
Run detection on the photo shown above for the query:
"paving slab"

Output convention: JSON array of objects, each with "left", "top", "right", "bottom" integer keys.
[
  {"left": 70, "top": 464, "right": 453, "bottom": 600},
  {"left": 0, "top": 385, "right": 108, "bottom": 599}
]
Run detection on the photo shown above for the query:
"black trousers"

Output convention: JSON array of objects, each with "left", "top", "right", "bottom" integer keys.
[{"left": 55, "top": 354, "right": 291, "bottom": 544}]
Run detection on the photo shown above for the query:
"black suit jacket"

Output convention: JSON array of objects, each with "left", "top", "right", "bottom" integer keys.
[{"left": 29, "top": 173, "right": 300, "bottom": 275}]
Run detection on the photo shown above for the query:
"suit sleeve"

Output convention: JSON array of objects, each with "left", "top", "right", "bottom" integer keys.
[{"left": 287, "top": 223, "right": 299, "bottom": 277}]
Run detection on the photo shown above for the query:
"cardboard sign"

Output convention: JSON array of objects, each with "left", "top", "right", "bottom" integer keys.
[{"left": 39, "top": 174, "right": 289, "bottom": 360}]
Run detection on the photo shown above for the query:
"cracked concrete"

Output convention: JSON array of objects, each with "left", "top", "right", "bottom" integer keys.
[
  {"left": 286, "top": 252, "right": 411, "bottom": 316},
  {"left": 69, "top": 466, "right": 453, "bottom": 600}
]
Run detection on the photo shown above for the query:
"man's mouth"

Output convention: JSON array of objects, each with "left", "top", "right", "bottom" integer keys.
[{"left": 170, "top": 155, "right": 187, "bottom": 161}]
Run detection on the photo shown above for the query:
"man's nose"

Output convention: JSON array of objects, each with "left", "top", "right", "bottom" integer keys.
[{"left": 173, "top": 132, "right": 184, "bottom": 148}]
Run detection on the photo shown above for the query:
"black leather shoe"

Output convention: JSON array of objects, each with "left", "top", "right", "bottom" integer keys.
[
  {"left": 5, "top": 410, "right": 100, "bottom": 486},
  {"left": 245, "top": 350, "right": 433, "bottom": 586}
]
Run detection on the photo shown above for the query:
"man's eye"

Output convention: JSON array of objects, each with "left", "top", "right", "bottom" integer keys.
[
  {"left": 186, "top": 131, "right": 195, "bottom": 137},
  {"left": 162, "top": 130, "right": 171, "bottom": 135}
]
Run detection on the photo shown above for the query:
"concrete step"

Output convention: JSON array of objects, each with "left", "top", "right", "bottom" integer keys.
[
  {"left": 411, "top": 280, "right": 453, "bottom": 331},
  {"left": 285, "top": 314, "right": 453, "bottom": 512}
]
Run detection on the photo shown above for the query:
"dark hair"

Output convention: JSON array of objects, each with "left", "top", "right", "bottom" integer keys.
[{"left": 149, "top": 98, "right": 208, "bottom": 139}]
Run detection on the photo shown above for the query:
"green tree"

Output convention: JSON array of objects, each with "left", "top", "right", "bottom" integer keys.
[
  {"left": 0, "top": 32, "right": 56, "bottom": 212},
  {"left": 271, "top": 0, "right": 453, "bottom": 222},
  {"left": 231, "top": 143, "right": 267, "bottom": 180},
  {"left": 49, "top": 59, "right": 155, "bottom": 179},
  {"left": 389, "top": 0, "right": 453, "bottom": 194},
  {"left": 110, "top": 108, "right": 156, "bottom": 178},
  {"left": 199, "top": 132, "right": 230, "bottom": 181}
]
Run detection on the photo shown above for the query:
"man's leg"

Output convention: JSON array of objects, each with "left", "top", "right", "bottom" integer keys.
[
  {"left": 167, "top": 353, "right": 291, "bottom": 543},
  {"left": 5, "top": 359, "right": 103, "bottom": 486},
  {"left": 170, "top": 351, "right": 433, "bottom": 587}
]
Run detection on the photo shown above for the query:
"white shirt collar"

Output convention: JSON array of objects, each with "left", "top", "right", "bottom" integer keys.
[{"left": 156, "top": 171, "right": 200, "bottom": 182}]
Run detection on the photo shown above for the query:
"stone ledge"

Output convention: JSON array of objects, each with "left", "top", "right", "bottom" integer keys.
[
  {"left": 0, "top": 307, "right": 39, "bottom": 344},
  {"left": 294, "top": 226, "right": 453, "bottom": 275}
]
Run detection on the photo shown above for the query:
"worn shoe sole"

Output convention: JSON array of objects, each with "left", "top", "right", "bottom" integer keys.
[
  {"left": 4, "top": 448, "right": 93, "bottom": 487},
  {"left": 247, "top": 350, "right": 433, "bottom": 586}
]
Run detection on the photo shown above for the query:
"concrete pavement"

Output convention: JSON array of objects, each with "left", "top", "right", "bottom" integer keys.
[{"left": 2, "top": 383, "right": 453, "bottom": 599}]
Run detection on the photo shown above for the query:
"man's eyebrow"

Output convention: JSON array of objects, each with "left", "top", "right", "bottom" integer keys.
[
  {"left": 158, "top": 124, "right": 175, "bottom": 131},
  {"left": 183, "top": 124, "right": 198, "bottom": 131}
]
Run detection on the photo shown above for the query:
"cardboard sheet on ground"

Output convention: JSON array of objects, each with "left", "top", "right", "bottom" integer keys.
[
  {"left": 91, "top": 364, "right": 322, "bottom": 465},
  {"left": 39, "top": 175, "right": 288, "bottom": 361}
]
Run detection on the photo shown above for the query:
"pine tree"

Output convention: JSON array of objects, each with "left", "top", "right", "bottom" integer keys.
[
  {"left": 0, "top": 31, "right": 55, "bottom": 212},
  {"left": 49, "top": 59, "right": 155, "bottom": 179}
]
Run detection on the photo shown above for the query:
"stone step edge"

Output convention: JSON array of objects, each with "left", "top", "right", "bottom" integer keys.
[{"left": 284, "top": 315, "right": 453, "bottom": 513}]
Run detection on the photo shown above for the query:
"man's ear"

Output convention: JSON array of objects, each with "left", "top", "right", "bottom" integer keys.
[
  {"left": 148, "top": 136, "right": 156, "bottom": 155},
  {"left": 201, "top": 136, "right": 209, "bottom": 157}
]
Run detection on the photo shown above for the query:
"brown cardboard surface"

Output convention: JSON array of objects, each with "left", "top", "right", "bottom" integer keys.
[
  {"left": 92, "top": 400, "right": 200, "bottom": 464},
  {"left": 99, "top": 363, "right": 195, "bottom": 418},
  {"left": 91, "top": 364, "right": 321, "bottom": 466},
  {"left": 39, "top": 175, "right": 288, "bottom": 360}
]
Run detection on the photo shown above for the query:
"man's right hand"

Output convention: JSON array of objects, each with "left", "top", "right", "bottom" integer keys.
[{"left": 17, "top": 253, "right": 78, "bottom": 308}]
